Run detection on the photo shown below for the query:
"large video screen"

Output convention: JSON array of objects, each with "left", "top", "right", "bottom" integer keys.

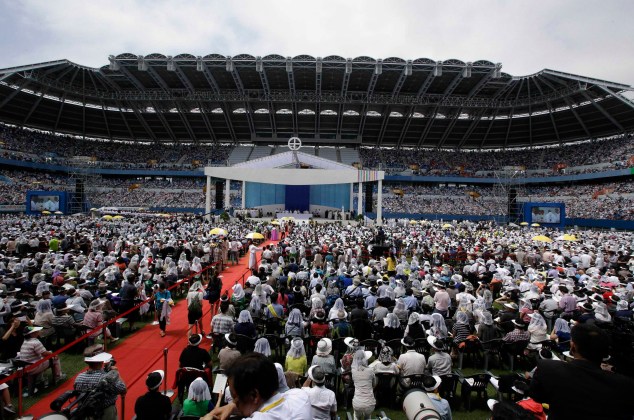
[
  {"left": 29, "top": 195, "right": 60, "bottom": 212},
  {"left": 531, "top": 206, "right": 561, "bottom": 224}
]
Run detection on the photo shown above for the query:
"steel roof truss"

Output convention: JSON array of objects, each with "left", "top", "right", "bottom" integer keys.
[
  {"left": 456, "top": 111, "right": 485, "bottom": 148},
  {"left": 255, "top": 57, "right": 276, "bottom": 136},
  {"left": 197, "top": 101, "right": 217, "bottom": 143},
  {"left": 151, "top": 102, "right": 178, "bottom": 142},
  {"left": 117, "top": 65, "right": 146, "bottom": 91},
  {"left": 375, "top": 105, "right": 391, "bottom": 146},
  {"left": 130, "top": 106, "right": 158, "bottom": 142},
  {"left": 599, "top": 86, "right": 634, "bottom": 111},
  {"left": 582, "top": 91, "right": 624, "bottom": 132}
]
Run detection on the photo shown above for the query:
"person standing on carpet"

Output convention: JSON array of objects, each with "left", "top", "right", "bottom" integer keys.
[
  {"left": 186, "top": 281, "right": 205, "bottom": 337},
  {"left": 154, "top": 282, "right": 172, "bottom": 337},
  {"left": 248, "top": 240, "right": 263, "bottom": 271},
  {"left": 134, "top": 370, "right": 173, "bottom": 420},
  {"left": 74, "top": 352, "right": 126, "bottom": 420}
]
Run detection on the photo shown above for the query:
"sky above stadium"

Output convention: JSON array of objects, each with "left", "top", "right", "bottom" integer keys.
[{"left": 1, "top": 0, "right": 633, "bottom": 86}]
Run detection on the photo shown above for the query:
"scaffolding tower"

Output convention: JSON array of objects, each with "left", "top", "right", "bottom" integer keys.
[
  {"left": 491, "top": 167, "right": 526, "bottom": 224},
  {"left": 68, "top": 166, "right": 99, "bottom": 214}
]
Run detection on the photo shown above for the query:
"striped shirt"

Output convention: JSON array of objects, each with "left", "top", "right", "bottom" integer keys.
[{"left": 19, "top": 338, "right": 47, "bottom": 363}]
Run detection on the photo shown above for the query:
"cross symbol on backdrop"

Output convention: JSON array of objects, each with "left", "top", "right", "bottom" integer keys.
[{"left": 288, "top": 137, "right": 302, "bottom": 151}]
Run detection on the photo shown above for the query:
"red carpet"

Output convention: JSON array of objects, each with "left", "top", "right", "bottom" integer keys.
[{"left": 27, "top": 241, "right": 273, "bottom": 419}]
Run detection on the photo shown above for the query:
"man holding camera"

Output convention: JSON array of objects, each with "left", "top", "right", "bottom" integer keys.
[{"left": 74, "top": 352, "right": 127, "bottom": 420}]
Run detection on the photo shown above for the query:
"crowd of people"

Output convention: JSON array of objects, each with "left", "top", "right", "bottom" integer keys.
[
  {"left": 2, "top": 123, "right": 633, "bottom": 177},
  {"left": 1, "top": 164, "right": 632, "bottom": 220},
  {"left": 0, "top": 214, "right": 633, "bottom": 419},
  {"left": 0, "top": 124, "right": 232, "bottom": 168},
  {"left": 359, "top": 133, "right": 634, "bottom": 176},
  {"left": 377, "top": 181, "right": 634, "bottom": 220}
]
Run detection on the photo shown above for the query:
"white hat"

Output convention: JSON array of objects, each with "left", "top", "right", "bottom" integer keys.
[
  {"left": 316, "top": 338, "right": 332, "bottom": 356},
  {"left": 344, "top": 337, "right": 359, "bottom": 348},
  {"left": 423, "top": 375, "right": 442, "bottom": 392},
  {"left": 307, "top": 365, "right": 326, "bottom": 384},
  {"left": 487, "top": 399, "right": 499, "bottom": 411},
  {"left": 84, "top": 352, "right": 113, "bottom": 363}
]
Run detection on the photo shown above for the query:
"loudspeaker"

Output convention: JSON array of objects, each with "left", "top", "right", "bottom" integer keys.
[
  {"left": 364, "top": 183, "right": 373, "bottom": 212},
  {"left": 508, "top": 188, "right": 518, "bottom": 218},
  {"left": 215, "top": 181, "right": 224, "bottom": 209},
  {"left": 75, "top": 180, "right": 84, "bottom": 201}
]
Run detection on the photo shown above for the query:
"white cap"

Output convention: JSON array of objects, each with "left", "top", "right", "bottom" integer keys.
[{"left": 84, "top": 352, "right": 113, "bottom": 363}]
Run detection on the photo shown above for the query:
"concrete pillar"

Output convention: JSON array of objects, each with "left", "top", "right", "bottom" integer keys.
[
  {"left": 377, "top": 179, "right": 383, "bottom": 226},
  {"left": 205, "top": 176, "right": 211, "bottom": 221},
  {"left": 357, "top": 181, "right": 363, "bottom": 216},
  {"left": 224, "top": 179, "right": 231, "bottom": 210},
  {"left": 241, "top": 181, "right": 246, "bottom": 209},
  {"left": 349, "top": 183, "right": 353, "bottom": 213}
]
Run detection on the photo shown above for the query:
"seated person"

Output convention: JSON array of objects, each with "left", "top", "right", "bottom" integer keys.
[
  {"left": 179, "top": 334, "right": 212, "bottom": 370},
  {"left": 19, "top": 326, "right": 65, "bottom": 392},
  {"left": 218, "top": 333, "right": 241, "bottom": 370},
  {"left": 423, "top": 375, "right": 452, "bottom": 420},
  {"left": 285, "top": 337, "right": 308, "bottom": 375},
  {"left": 182, "top": 377, "right": 215, "bottom": 417},
  {"left": 135, "top": 370, "right": 172, "bottom": 420},
  {"left": 310, "top": 338, "right": 336, "bottom": 376},
  {"left": 202, "top": 353, "right": 312, "bottom": 420}
]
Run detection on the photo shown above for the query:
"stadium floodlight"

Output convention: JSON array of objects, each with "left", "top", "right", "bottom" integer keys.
[
  {"left": 138, "top": 56, "right": 148, "bottom": 71},
  {"left": 196, "top": 57, "right": 204, "bottom": 71},
  {"left": 226, "top": 57, "right": 234, "bottom": 72},
  {"left": 108, "top": 55, "right": 120, "bottom": 71},
  {"left": 167, "top": 56, "right": 175, "bottom": 72},
  {"left": 256, "top": 57, "right": 263, "bottom": 72},
  {"left": 286, "top": 57, "right": 293, "bottom": 73},
  {"left": 405, "top": 60, "right": 413, "bottom": 76},
  {"left": 316, "top": 58, "right": 322, "bottom": 74},
  {"left": 463, "top": 62, "right": 472, "bottom": 78},
  {"left": 433, "top": 61, "right": 442, "bottom": 77},
  {"left": 345, "top": 58, "right": 352, "bottom": 74},
  {"left": 493, "top": 63, "right": 502, "bottom": 78},
  {"left": 375, "top": 59, "right": 382, "bottom": 75}
]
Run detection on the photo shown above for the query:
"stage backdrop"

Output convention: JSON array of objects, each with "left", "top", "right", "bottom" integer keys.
[
  {"left": 245, "top": 182, "right": 351, "bottom": 211},
  {"left": 285, "top": 185, "right": 310, "bottom": 212},
  {"left": 245, "top": 182, "right": 285, "bottom": 208}
]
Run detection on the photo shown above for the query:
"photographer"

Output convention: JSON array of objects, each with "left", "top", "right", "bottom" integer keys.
[{"left": 73, "top": 352, "right": 126, "bottom": 420}]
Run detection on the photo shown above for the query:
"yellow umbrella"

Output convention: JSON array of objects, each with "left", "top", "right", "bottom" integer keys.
[
  {"left": 270, "top": 221, "right": 280, "bottom": 225},
  {"left": 520, "top": 222, "right": 529, "bottom": 226},
  {"left": 563, "top": 234, "right": 578, "bottom": 241},
  {"left": 246, "top": 232, "right": 265, "bottom": 240},
  {"left": 102, "top": 215, "right": 113, "bottom": 220},
  {"left": 409, "top": 220, "right": 418, "bottom": 224},
  {"left": 113, "top": 215, "right": 124, "bottom": 220},
  {"left": 209, "top": 227, "right": 228, "bottom": 236},
  {"left": 90, "top": 207, "right": 98, "bottom": 211},
  {"left": 442, "top": 223, "right": 453, "bottom": 229},
  {"left": 41, "top": 210, "right": 51, "bottom": 215},
  {"left": 532, "top": 235, "right": 553, "bottom": 243},
  {"left": 531, "top": 223, "right": 540, "bottom": 227}
]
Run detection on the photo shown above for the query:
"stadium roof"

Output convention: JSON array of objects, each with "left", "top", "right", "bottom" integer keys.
[{"left": 1, "top": 54, "right": 633, "bottom": 149}]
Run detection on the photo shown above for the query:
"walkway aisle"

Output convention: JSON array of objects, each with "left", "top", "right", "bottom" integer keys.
[{"left": 28, "top": 240, "right": 274, "bottom": 419}]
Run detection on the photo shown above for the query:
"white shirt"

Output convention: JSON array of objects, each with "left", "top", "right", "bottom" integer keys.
[
  {"left": 301, "top": 385, "right": 337, "bottom": 420},
  {"left": 250, "top": 389, "right": 313, "bottom": 420}
]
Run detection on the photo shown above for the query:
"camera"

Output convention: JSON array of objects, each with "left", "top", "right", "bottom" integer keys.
[{"left": 104, "top": 358, "right": 116, "bottom": 372}]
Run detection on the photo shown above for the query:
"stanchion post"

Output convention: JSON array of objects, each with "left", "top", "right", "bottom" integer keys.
[
  {"left": 103, "top": 324, "right": 108, "bottom": 352},
  {"left": 17, "top": 368, "right": 34, "bottom": 420},
  {"left": 162, "top": 348, "right": 174, "bottom": 398},
  {"left": 152, "top": 306, "right": 159, "bottom": 326},
  {"left": 120, "top": 393, "right": 125, "bottom": 419}
]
